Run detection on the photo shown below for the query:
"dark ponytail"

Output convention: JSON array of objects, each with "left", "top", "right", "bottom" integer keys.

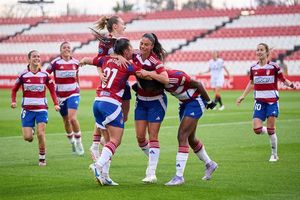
[
  {"left": 113, "top": 38, "right": 130, "bottom": 56},
  {"left": 142, "top": 33, "right": 167, "bottom": 62}
]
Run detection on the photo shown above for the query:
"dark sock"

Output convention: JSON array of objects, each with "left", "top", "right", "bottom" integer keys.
[{"left": 219, "top": 96, "right": 223, "bottom": 106}]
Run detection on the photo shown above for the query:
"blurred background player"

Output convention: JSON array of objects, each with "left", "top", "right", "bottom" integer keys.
[
  {"left": 80, "top": 15, "right": 130, "bottom": 183},
  {"left": 199, "top": 51, "right": 230, "bottom": 110},
  {"left": 47, "top": 42, "right": 84, "bottom": 156},
  {"left": 90, "top": 38, "right": 141, "bottom": 186},
  {"left": 163, "top": 69, "right": 218, "bottom": 186},
  {"left": 11, "top": 50, "right": 60, "bottom": 166},
  {"left": 236, "top": 43, "right": 295, "bottom": 162},
  {"left": 132, "top": 33, "right": 169, "bottom": 184}
]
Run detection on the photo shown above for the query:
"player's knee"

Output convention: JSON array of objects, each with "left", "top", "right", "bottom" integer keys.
[
  {"left": 177, "top": 133, "right": 187, "bottom": 143},
  {"left": 267, "top": 127, "right": 275, "bottom": 135},
  {"left": 136, "top": 136, "right": 146, "bottom": 145},
  {"left": 24, "top": 136, "right": 33, "bottom": 142},
  {"left": 253, "top": 127, "right": 263, "bottom": 134}
]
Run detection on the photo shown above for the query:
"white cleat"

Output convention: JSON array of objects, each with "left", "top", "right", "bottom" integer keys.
[
  {"left": 71, "top": 141, "right": 76, "bottom": 154},
  {"left": 269, "top": 154, "right": 279, "bottom": 162},
  {"left": 90, "top": 163, "right": 104, "bottom": 185},
  {"left": 75, "top": 142, "right": 85, "bottom": 156},
  {"left": 39, "top": 160, "right": 46, "bottom": 166},
  {"left": 90, "top": 147, "right": 100, "bottom": 161},
  {"left": 218, "top": 105, "right": 225, "bottom": 111},
  {"left": 165, "top": 175, "right": 184, "bottom": 186},
  {"left": 202, "top": 161, "right": 218, "bottom": 180},
  {"left": 142, "top": 174, "right": 157, "bottom": 184},
  {"left": 102, "top": 176, "right": 119, "bottom": 186}
]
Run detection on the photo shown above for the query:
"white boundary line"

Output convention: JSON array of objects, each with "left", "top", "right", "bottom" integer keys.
[{"left": 1, "top": 118, "right": 299, "bottom": 140}]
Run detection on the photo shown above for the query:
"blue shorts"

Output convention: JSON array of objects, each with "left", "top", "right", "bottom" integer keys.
[
  {"left": 253, "top": 100, "right": 279, "bottom": 121},
  {"left": 59, "top": 95, "right": 80, "bottom": 117},
  {"left": 179, "top": 97, "right": 206, "bottom": 121},
  {"left": 21, "top": 109, "right": 48, "bottom": 127},
  {"left": 93, "top": 100, "right": 124, "bottom": 129},
  {"left": 122, "top": 82, "right": 131, "bottom": 100},
  {"left": 134, "top": 94, "right": 167, "bottom": 122}
]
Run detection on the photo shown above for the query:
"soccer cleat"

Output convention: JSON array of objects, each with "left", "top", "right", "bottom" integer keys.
[
  {"left": 39, "top": 160, "right": 46, "bottom": 166},
  {"left": 269, "top": 154, "right": 279, "bottom": 162},
  {"left": 218, "top": 105, "right": 225, "bottom": 111},
  {"left": 71, "top": 141, "right": 76, "bottom": 154},
  {"left": 102, "top": 176, "right": 119, "bottom": 186},
  {"left": 90, "top": 163, "right": 104, "bottom": 185},
  {"left": 202, "top": 161, "right": 218, "bottom": 180},
  {"left": 165, "top": 175, "right": 184, "bottom": 186},
  {"left": 90, "top": 147, "right": 100, "bottom": 161},
  {"left": 142, "top": 174, "right": 157, "bottom": 183},
  {"left": 75, "top": 142, "right": 84, "bottom": 156}
]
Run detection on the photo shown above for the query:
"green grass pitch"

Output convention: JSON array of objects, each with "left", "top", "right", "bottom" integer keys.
[{"left": 0, "top": 89, "right": 299, "bottom": 200}]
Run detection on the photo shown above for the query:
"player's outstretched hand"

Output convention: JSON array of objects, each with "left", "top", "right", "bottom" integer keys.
[
  {"left": 236, "top": 96, "right": 244, "bottom": 106},
  {"left": 206, "top": 100, "right": 216, "bottom": 110},
  {"left": 11, "top": 102, "right": 17, "bottom": 109},
  {"left": 54, "top": 105, "right": 61, "bottom": 111}
]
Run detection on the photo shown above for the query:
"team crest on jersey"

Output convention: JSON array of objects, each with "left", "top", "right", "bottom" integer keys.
[
  {"left": 60, "top": 66, "right": 64, "bottom": 69},
  {"left": 98, "top": 47, "right": 103, "bottom": 54},
  {"left": 266, "top": 70, "right": 270, "bottom": 75},
  {"left": 72, "top": 65, "right": 76, "bottom": 70},
  {"left": 40, "top": 78, "right": 43, "bottom": 83}
]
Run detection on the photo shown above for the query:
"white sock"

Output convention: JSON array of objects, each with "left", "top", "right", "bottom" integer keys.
[
  {"left": 74, "top": 131, "right": 82, "bottom": 143},
  {"left": 141, "top": 146, "right": 149, "bottom": 157},
  {"left": 102, "top": 160, "right": 111, "bottom": 178},
  {"left": 175, "top": 152, "right": 189, "bottom": 177},
  {"left": 261, "top": 126, "right": 267, "bottom": 135},
  {"left": 147, "top": 148, "right": 160, "bottom": 175},
  {"left": 269, "top": 133, "right": 278, "bottom": 156},
  {"left": 91, "top": 142, "right": 100, "bottom": 150},
  {"left": 195, "top": 146, "right": 211, "bottom": 164},
  {"left": 66, "top": 132, "right": 74, "bottom": 143},
  {"left": 96, "top": 147, "right": 112, "bottom": 168}
]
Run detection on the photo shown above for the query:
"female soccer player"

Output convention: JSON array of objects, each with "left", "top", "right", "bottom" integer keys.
[
  {"left": 11, "top": 50, "right": 60, "bottom": 166},
  {"left": 199, "top": 51, "right": 230, "bottom": 110},
  {"left": 162, "top": 69, "right": 218, "bottom": 185},
  {"left": 90, "top": 38, "right": 141, "bottom": 186},
  {"left": 236, "top": 43, "right": 295, "bottom": 162},
  {"left": 47, "top": 42, "right": 84, "bottom": 156},
  {"left": 132, "top": 33, "right": 169, "bottom": 183},
  {"left": 80, "top": 15, "right": 129, "bottom": 185}
]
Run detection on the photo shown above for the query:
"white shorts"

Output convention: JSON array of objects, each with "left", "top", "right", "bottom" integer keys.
[{"left": 211, "top": 78, "right": 224, "bottom": 88}]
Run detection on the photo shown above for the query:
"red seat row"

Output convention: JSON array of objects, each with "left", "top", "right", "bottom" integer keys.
[
  {"left": 207, "top": 26, "right": 300, "bottom": 38},
  {"left": 166, "top": 50, "right": 286, "bottom": 62}
]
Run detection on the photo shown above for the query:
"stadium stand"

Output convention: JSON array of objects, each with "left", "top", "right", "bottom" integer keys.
[{"left": 0, "top": 5, "right": 300, "bottom": 89}]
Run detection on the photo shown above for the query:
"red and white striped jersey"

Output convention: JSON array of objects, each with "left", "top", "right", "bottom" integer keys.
[
  {"left": 47, "top": 56, "right": 80, "bottom": 101},
  {"left": 11, "top": 68, "right": 58, "bottom": 111},
  {"left": 132, "top": 52, "right": 166, "bottom": 97},
  {"left": 96, "top": 56, "right": 141, "bottom": 103},
  {"left": 165, "top": 69, "right": 200, "bottom": 102},
  {"left": 250, "top": 61, "right": 286, "bottom": 103}
]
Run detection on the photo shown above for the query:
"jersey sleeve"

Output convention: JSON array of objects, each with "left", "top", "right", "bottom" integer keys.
[
  {"left": 127, "top": 62, "right": 141, "bottom": 75},
  {"left": 45, "top": 75, "right": 59, "bottom": 105},
  {"left": 11, "top": 75, "right": 22, "bottom": 103},
  {"left": 46, "top": 61, "right": 55, "bottom": 74},
  {"left": 249, "top": 67, "right": 254, "bottom": 81},
  {"left": 155, "top": 62, "right": 166, "bottom": 74},
  {"left": 274, "top": 63, "right": 286, "bottom": 82}
]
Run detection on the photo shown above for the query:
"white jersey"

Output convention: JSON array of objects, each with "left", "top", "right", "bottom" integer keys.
[{"left": 208, "top": 58, "right": 225, "bottom": 88}]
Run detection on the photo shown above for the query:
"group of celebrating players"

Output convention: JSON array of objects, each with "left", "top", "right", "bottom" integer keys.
[{"left": 10, "top": 15, "right": 295, "bottom": 186}]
